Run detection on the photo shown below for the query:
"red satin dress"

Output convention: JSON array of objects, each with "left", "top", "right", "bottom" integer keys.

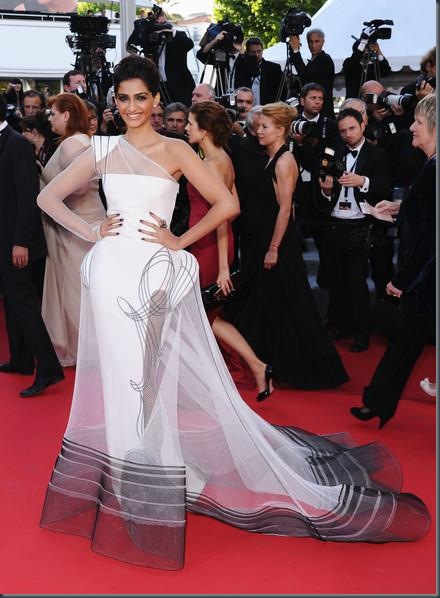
[{"left": 187, "top": 181, "right": 254, "bottom": 389}]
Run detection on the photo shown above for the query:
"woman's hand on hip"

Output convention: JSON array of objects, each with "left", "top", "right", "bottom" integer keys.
[
  {"left": 100, "top": 213, "right": 123, "bottom": 237},
  {"left": 139, "top": 212, "right": 181, "bottom": 250}
]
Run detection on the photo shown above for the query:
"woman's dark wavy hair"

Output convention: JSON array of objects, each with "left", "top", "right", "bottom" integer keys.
[
  {"left": 19, "top": 112, "right": 53, "bottom": 139},
  {"left": 113, "top": 55, "right": 160, "bottom": 95},
  {"left": 189, "top": 101, "right": 233, "bottom": 148}
]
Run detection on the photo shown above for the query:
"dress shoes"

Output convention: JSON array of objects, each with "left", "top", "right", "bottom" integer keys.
[
  {"left": 0, "top": 362, "right": 34, "bottom": 375},
  {"left": 327, "top": 327, "right": 353, "bottom": 341},
  {"left": 350, "top": 406, "right": 391, "bottom": 429},
  {"left": 257, "top": 365, "right": 274, "bottom": 402},
  {"left": 20, "top": 373, "right": 65, "bottom": 398},
  {"left": 350, "top": 337, "right": 370, "bottom": 352}
]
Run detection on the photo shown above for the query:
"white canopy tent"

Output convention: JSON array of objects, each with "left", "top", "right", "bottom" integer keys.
[{"left": 264, "top": 0, "right": 436, "bottom": 77}]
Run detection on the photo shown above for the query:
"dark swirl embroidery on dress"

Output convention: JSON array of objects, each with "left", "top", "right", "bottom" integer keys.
[
  {"left": 117, "top": 247, "right": 198, "bottom": 439},
  {"left": 80, "top": 247, "right": 95, "bottom": 289}
]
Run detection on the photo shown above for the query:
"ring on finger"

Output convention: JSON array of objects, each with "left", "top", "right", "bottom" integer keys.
[{"left": 159, "top": 219, "right": 167, "bottom": 229}]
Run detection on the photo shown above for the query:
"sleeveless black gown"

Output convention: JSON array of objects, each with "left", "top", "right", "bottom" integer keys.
[{"left": 225, "top": 144, "right": 349, "bottom": 389}]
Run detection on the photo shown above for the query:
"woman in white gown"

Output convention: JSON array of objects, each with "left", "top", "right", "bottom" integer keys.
[{"left": 37, "top": 56, "right": 430, "bottom": 570}]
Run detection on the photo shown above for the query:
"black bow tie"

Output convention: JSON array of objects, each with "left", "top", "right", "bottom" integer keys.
[{"left": 346, "top": 149, "right": 358, "bottom": 157}]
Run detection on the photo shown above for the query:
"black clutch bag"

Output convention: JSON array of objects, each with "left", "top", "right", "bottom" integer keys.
[{"left": 201, "top": 269, "right": 240, "bottom": 310}]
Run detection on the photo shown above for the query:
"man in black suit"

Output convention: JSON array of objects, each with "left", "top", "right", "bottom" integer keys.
[
  {"left": 342, "top": 24, "right": 391, "bottom": 99},
  {"left": 235, "top": 36, "right": 285, "bottom": 104},
  {"left": 0, "top": 95, "right": 64, "bottom": 397},
  {"left": 127, "top": 8, "right": 195, "bottom": 106},
  {"left": 318, "top": 107, "right": 391, "bottom": 352},
  {"left": 288, "top": 29, "right": 335, "bottom": 117},
  {"left": 290, "top": 82, "right": 339, "bottom": 287}
]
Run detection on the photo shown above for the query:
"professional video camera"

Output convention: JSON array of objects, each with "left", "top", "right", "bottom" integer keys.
[
  {"left": 362, "top": 19, "right": 393, "bottom": 42},
  {"left": 290, "top": 119, "right": 320, "bottom": 138},
  {"left": 66, "top": 15, "right": 116, "bottom": 54},
  {"left": 319, "top": 147, "right": 345, "bottom": 182},
  {"left": 65, "top": 15, "right": 115, "bottom": 104},
  {"left": 126, "top": 4, "right": 173, "bottom": 54},
  {"left": 204, "top": 20, "right": 244, "bottom": 56},
  {"left": 280, "top": 7, "right": 312, "bottom": 41},
  {"left": 364, "top": 91, "right": 415, "bottom": 110}
]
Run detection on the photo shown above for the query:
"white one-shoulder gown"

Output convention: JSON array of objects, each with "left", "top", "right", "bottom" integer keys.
[{"left": 38, "top": 136, "right": 430, "bottom": 569}]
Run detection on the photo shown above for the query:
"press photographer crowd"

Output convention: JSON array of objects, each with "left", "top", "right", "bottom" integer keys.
[{"left": 0, "top": 6, "right": 436, "bottom": 423}]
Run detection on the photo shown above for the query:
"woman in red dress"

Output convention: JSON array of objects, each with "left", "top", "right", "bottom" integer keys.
[{"left": 186, "top": 101, "right": 273, "bottom": 401}]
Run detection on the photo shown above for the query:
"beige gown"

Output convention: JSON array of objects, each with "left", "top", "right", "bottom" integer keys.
[{"left": 41, "top": 133, "right": 105, "bottom": 366}]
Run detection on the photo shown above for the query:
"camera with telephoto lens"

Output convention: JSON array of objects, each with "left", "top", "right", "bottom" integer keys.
[
  {"left": 205, "top": 20, "right": 244, "bottom": 56},
  {"left": 319, "top": 147, "right": 345, "bottom": 182},
  {"left": 363, "top": 19, "right": 393, "bottom": 42},
  {"left": 364, "top": 91, "right": 415, "bottom": 111},
  {"left": 290, "top": 119, "right": 320, "bottom": 138},
  {"left": 280, "top": 7, "right": 312, "bottom": 40},
  {"left": 415, "top": 74, "right": 436, "bottom": 90}
]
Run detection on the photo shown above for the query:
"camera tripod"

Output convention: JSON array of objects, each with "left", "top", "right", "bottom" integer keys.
[
  {"left": 200, "top": 48, "right": 236, "bottom": 99},
  {"left": 74, "top": 50, "right": 112, "bottom": 105},
  {"left": 358, "top": 46, "right": 382, "bottom": 96},
  {"left": 138, "top": 41, "right": 172, "bottom": 105},
  {"left": 275, "top": 42, "right": 301, "bottom": 101}
]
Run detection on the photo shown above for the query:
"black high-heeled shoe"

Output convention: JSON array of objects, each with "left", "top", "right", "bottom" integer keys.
[
  {"left": 350, "top": 406, "right": 391, "bottom": 429},
  {"left": 257, "top": 365, "right": 274, "bottom": 402}
]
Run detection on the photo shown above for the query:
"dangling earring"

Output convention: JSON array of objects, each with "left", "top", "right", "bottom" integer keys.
[{"left": 198, "top": 136, "right": 205, "bottom": 160}]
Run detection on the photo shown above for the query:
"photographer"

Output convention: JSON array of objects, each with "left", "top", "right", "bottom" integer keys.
[
  {"left": 99, "top": 87, "right": 126, "bottom": 136},
  {"left": 63, "top": 69, "right": 88, "bottom": 96},
  {"left": 288, "top": 29, "right": 335, "bottom": 118},
  {"left": 127, "top": 6, "right": 195, "bottom": 106},
  {"left": 360, "top": 80, "right": 426, "bottom": 187},
  {"left": 343, "top": 22, "right": 392, "bottom": 98},
  {"left": 242, "top": 36, "right": 285, "bottom": 104},
  {"left": 399, "top": 47, "right": 436, "bottom": 129},
  {"left": 290, "top": 83, "right": 339, "bottom": 285},
  {"left": 197, "top": 20, "right": 254, "bottom": 98},
  {"left": 318, "top": 107, "right": 391, "bottom": 352}
]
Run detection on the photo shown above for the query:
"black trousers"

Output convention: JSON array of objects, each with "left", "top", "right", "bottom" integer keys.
[
  {"left": 0, "top": 256, "right": 61, "bottom": 378},
  {"left": 363, "top": 307, "right": 434, "bottom": 419},
  {"left": 323, "top": 220, "right": 371, "bottom": 337}
]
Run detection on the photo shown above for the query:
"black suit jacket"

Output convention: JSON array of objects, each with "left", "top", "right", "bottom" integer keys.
[
  {"left": 289, "top": 50, "right": 335, "bottom": 117},
  {"left": 0, "top": 125, "right": 46, "bottom": 261},
  {"left": 319, "top": 138, "right": 391, "bottom": 216},
  {"left": 260, "top": 59, "right": 285, "bottom": 103},
  {"left": 393, "top": 156, "right": 435, "bottom": 314},
  {"left": 343, "top": 42, "right": 392, "bottom": 99},
  {"left": 163, "top": 31, "right": 195, "bottom": 106}
]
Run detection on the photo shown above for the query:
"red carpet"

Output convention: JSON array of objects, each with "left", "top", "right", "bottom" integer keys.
[{"left": 0, "top": 304, "right": 436, "bottom": 594}]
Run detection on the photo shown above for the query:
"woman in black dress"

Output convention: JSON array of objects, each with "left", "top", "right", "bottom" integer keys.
[{"left": 225, "top": 102, "right": 348, "bottom": 390}]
